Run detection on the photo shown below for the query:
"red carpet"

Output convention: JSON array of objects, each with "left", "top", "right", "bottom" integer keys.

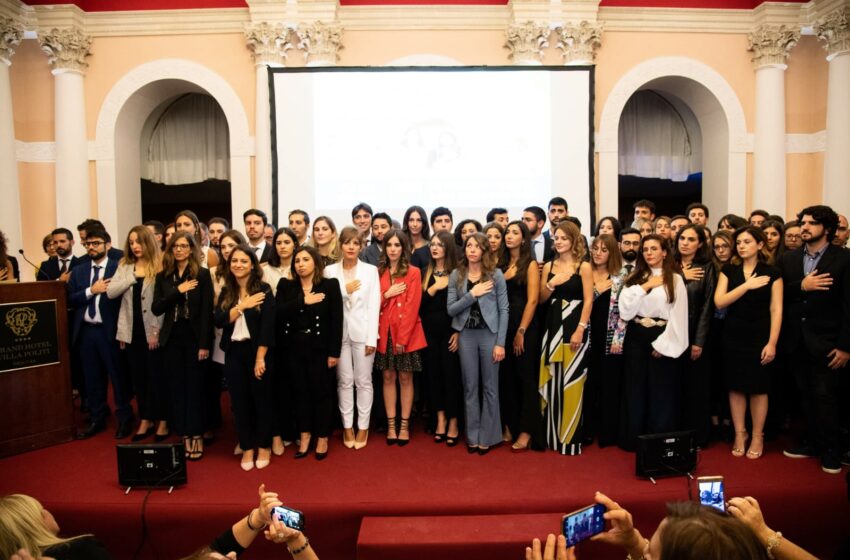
[{"left": 2, "top": 403, "right": 849, "bottom": 560}]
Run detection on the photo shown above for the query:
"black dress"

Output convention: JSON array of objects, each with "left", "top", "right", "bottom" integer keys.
[
  {"left": 420, "top": 273, "right": 462, "bottom": 420},
  {"left": 498, "top": 272, "right": 542, "bottom": 445},
  {"left": 44, "top": 536, "right": 111, "bottom": 560},
  {"left": 721, "top": 262, "right": 780, "bottom": 394}
]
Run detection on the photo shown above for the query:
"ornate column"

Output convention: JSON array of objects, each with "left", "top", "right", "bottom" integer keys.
[
  {"left": 246, "top": 22, "right": 291, "bottom": 218},
  {"left": 504, "top": 21, "right": 550, "bottom": 66},
  {"left": 0, "top": 17, "right": 23, "bottom": 257},
  {"left": 556, "top": 21, "right": 602, "bottom": 65},
  {"left": 747, "top": 24, "right": 798, "bottom": 215},
  {"left": 815, "top": 7, "right": 850, "bottom": 214},
  {"left": 39, "top": 27, "right": 92, "bottom": 231},
  {"left": 298, "top": 21, "right": 343, "bottom": 67}
]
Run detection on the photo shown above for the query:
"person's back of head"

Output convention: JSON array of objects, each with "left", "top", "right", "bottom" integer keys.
[
  {"left": 660, "top": 502, "right": 768, "bottom": 560},
  {"left": 0, "top": 494, "right": 70, "bottom": 559}
]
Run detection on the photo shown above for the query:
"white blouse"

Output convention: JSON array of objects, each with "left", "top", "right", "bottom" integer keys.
[
  {"left": 262, "top": 263, "right": 291, "bottom": 296},
  {"left": 619, "top": 268, "right": 689, "bottom": 358}
]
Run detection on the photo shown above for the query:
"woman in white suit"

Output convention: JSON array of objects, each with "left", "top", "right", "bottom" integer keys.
[{"left": 325, "top": 226, "right": 381, "bottom": 449}]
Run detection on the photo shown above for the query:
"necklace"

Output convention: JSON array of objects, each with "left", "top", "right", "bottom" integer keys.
[{"left": 433, "top": 270, "right": 448, "bottom": 277}]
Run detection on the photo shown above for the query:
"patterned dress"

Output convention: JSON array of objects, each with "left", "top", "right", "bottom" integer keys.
[{"left": 539, "top": 271, "right": 589, "bottom": 455}]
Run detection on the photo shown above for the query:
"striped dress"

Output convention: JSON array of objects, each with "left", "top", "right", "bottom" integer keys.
[{"left": 539, "top": 272, "right": 589, "bottom": 455}]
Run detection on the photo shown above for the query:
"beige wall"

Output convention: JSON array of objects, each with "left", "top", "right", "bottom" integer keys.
[{"left": 8, "top": 24, "right": 833, "bottom": 255}]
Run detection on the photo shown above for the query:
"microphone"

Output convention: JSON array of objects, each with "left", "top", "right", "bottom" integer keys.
[{"left": 19, "top": 249, "right": 47, "bottom": 281}]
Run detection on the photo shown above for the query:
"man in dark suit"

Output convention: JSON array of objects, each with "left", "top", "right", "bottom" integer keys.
[
  {"left": 77, "top": 219, "right": 123, "bottom": 264},
  {"left": 361, "top": 212, "right": 392, "bottom": 266},
  {"left": 522, "top": 206, "right": 552, "bottom": 264},
  {"left": 67, "top": 228, "right": 132, "bottom": 439},
  {"left": 779, "top": 205, "right": 850, "bottom": 474},
  {"left": 38, "top": 228, "right": 80, "bottom": 281},
  {"left": 244, "top": 208, "right": 272, "bottom": 263}
]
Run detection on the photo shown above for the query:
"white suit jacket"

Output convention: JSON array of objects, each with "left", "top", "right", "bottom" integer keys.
[{"left": 325, "top": 261, "right": 381, "bottom": 347}]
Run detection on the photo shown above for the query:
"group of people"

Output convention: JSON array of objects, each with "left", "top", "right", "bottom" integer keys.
[{"left": 7, "top": 194, "right": 849, "bottom": 474}]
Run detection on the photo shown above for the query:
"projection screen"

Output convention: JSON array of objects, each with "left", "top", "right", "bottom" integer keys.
[{"left": 270, "top": 66, "right": 595, "bottom": 235}]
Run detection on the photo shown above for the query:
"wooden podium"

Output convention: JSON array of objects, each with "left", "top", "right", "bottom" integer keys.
[{"left": 0, "top": 281, "right": 75, "bottom": 457}]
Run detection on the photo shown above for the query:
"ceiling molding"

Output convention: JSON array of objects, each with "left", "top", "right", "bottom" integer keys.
[{"left": 9, "top": 0, "right": 844, "bottom": 36}]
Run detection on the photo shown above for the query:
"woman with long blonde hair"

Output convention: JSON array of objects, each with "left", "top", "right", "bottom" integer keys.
[
  {"left": 107, "top": 225, "right": 167, "bottom": 441},
  {"left": 538, "top": 221, "right": 593, "bottom": 455},
  {"left": 0, "top": 494, "right": 110, "bottom": 559},
  {"left": 308, "top": 216, "right": 341, "bottom": 266}
]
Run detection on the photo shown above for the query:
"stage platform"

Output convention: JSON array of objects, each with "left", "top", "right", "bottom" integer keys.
[{"left": 2, "top": 408, "right": 849, "bottom": 560}]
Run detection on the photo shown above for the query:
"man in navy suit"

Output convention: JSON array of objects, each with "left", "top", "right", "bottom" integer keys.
[
  {"left": 37, "top": 228, "right": 80, "bottom": 281},
  {"left": 77, "top": 219, "right": 123, "bottom": 264},
  {"left": 244, "top": 208, "right": 273, "bottom": 263},
  {"left": 67, "top": 228, "right": 132, "bottom": 439},
  {"left": 779, "top": 205, "right": 850, "bottom": 474}
]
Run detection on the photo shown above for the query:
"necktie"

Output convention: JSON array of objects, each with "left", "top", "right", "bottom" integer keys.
[
  {"left": 59, "top": 259, "right": 68, "bottom": 274},
  {"left": 625, "top": 264, "right": 634, "bottom": 274},
  {"left": 88, "top": 265, "right": 101, "bottom": 319}
]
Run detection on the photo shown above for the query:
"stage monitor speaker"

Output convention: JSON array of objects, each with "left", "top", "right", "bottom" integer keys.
[
  {"left": 117, "top": 443, "right": 187, "bottom": 489},
  {"left": 635, "top": 431, "right": 696, "bottom": 479}
]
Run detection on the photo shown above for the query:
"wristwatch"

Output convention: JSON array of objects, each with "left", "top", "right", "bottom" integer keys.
[{"left": 518, "top": 327, "right": 526, "bottom": 335}]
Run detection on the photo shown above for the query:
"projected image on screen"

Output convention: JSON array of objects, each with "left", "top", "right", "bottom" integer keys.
[{"left": 271, "top": 67, "right": 594, "bottom": 233}]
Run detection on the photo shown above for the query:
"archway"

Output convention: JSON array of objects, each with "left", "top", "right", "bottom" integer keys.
[
  {"left": 93, "top": 59, "right": 252, "bottom": 236},
  {"left": 598, "top": 57, "right": 748, "bottom": 224}
]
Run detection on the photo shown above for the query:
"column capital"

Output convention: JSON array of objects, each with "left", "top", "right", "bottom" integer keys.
[
  {"left": 555, "top": 20, "right": 602, "bottom": 65},
  {"left": 245, "top": 21, "right": 293, "bottom": 67},
  {"left": 747, "top": 24, "right": 799, "bottom": 69},
  {"left": 504, "top": 21, "right": 550, "bottom": 66},
  {"left": 297, "top": 21, "right": 343, "bottom": 67},
  {"left": 0, "top": 16, "right": 24, "bottom": 66},
  {"left": 39, "top": 26, "right": 92, "bottom": 74},
  {"left": 814, "top": 7, "right": 850, "bottom": 61}
]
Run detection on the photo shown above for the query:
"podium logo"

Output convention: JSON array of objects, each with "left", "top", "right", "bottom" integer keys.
[{"left": 5, "top": 307, "right": 38, "bottom": 337}]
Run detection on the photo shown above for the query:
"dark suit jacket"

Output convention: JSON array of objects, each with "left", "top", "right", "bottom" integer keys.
[
  {"left": 258, "top": 244, "right": 272, "bottom": 264},
  {"left": 66, "top": 257, "right": 121, "bottom": 345},
  {"left": 213, "top": 282, "right": 276, "bottom": 353},
  {"left": 684, "top": 261, "right": 716, "bottom": 348},
  {"left": 38, "top": 255, "right": 81, "bottom": 281},
  {"left": 779, "top": 244, "right": 850, "bottom": 357},
  {"left": 152, "top": 267, "right": 214, "bottom": 349},
  {"left": 361, "top": 242, "right": 381, "bottom": 266},
  {"left": 540, "top": 231, "right": 555, "bottom": 262},
  {"left": 276, "top": 277, "right": 343, "bottom": 357}
]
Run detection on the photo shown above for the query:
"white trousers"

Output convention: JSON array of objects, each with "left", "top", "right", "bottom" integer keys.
[{"left": 337, "top": 338, "right": 375, "bottom": 430}]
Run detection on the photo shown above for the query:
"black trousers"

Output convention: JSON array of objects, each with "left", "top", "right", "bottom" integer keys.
[
  {"left": 163, "top": 321, "right": 206, "bottom": 436},
  {"left": 78, "top": 324, "right": 132, "bottom": 424},
  {"left": 498, "top": 324, "right": 543, "bottom": 442},
  {"left": 224, "top": 341, "right": 274, "bottom": 450},
  {"left": 792, "top": 346, "right": 844, "bottom": 455},
  {"left": 680, "top": 348, "right": 711, "bottom": 446},
  {"left": 619, "top": 323, "right": 682, "bottom": 451},
  {"left": 288, "top": 341, "right": 335, "bottom": 438},
  {"left": 125, "top": 338, "right": 167, "bottom": 422},
  {"left": 424, "top": 331, "right": 462, "bottom": 421}
]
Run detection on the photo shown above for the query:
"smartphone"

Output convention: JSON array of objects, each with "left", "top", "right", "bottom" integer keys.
[
  {"left": 271, "top": 505, "right": 305, "bottom": 531},
  {"left": 696, "top": 476, "right": 725, "bottom": 512},
  {"left": 562, "top": 503, "right": 607, "bottom": 547}
]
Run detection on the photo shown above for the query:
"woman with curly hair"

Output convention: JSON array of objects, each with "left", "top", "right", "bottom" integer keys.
[{"left": 0, "top": 230, "right": 20, "bottom": 282}]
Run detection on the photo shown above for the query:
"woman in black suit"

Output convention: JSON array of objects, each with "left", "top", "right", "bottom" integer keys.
[
  {"left": 152, "top": 231, "right": 214, "bottom": 460},
  {"left": 276, "top": 245, "right": 343, "bottom": 460},
  {"left": 214, "top": 245, "right": 276, "bottom": 471}
]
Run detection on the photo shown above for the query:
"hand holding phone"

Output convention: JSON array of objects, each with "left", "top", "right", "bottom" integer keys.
[
  {"left": 271, "top": 505, "right": 305, "bottom": 531},
  {"left": 562, "top": 503, "right": 607, "bottom": 547}
]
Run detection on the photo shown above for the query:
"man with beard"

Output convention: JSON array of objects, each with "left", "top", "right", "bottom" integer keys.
[
  {"left": 38, "top": 228, "right": 80, "bottom": 281},
  {"left": 543, "top": 197, "right": 569, "bottom": 240},
  {"left": 779, "top": 205, "right": 850, "bottom": 474},
  {"left": 833, "top": 214, "right": 848, "bottom": 248},
  {"left": 244, "top": 208, "right": 272, "bottom": 263},
  {"left": 619, "top": 228, "right": 641, "bottom": 275},
  {"left": 207, "top": 217, "right": 229, "bottom": 255},
  {"left": 361, "top": 212, "right": 392, "bottom": 266},
  {"left": 68, "top": 229, "right": 132, "bottom": 439},
  {"left": 522, "top": 205, "right": 551, "bottom": 263},
  {"left": 288, "top": 209, "right": 311, "bottom": 246}
]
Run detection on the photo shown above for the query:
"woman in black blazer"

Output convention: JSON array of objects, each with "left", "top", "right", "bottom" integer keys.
[
  {"left": 152, "top": 231, "right": 214, "bottom": 460},
  {"left": 214, "top": 245, "right": 276, "bottom": 471},
  {"left": 276, "top": 245, "right": 343, "bottom": 460}
]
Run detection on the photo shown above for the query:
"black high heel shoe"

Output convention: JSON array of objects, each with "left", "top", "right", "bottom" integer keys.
[
  {"left": 131, "top": 426, "right": 155, "bottom": 442},
  {"left": 154, "top": 430, "right": 170, "bottom": 443},
  {"left": 315, "top": 438, "right": 329, "bottom": 461},
  {"left": 386, "top": 417, "right": 398, "bottom": 446},
  {"left": 397, "top": 418, "right": 411, "bottom": 447}
]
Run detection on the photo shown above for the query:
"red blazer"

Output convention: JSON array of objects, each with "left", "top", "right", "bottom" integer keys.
[{"left": 377, "top": 265, "right": 427, "bottom": 354}]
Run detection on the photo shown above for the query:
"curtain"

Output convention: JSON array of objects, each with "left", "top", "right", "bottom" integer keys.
[
  {"left": 618, "top": 90, "right": 696, "bottom": 182},
  {"left": 144, "top": 94, "right": 230, "bottom": 185}
]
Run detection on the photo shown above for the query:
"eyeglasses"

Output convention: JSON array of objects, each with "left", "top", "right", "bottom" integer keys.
[
  {"left": 172, "top": 243, "right": 191, "bottom": 251},
  {"left": 83, "top": 241, "right": 105, "bottom": 247}
]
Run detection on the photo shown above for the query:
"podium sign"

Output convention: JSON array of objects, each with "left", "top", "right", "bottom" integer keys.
[
  {"left": 1, "top": 300, "right": 61, "bottom": 372},
  {"left": 0, "top": 282, "right": 74, "bottom": 457}
]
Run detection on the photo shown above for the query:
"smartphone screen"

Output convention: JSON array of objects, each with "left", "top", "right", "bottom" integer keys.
[
  {"left": 697, "top": 477, "right": 725, "bottom": 512},
  {"left": 562, "top": 503, "right": 607, "bottom": 547},
  {"left": 271, "top": 506, "right": 305, "bottom": 530}
]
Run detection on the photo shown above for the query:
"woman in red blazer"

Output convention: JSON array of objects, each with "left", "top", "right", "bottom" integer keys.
[{"left": 376, "top": 229, "right": 427, "bottom": 446}]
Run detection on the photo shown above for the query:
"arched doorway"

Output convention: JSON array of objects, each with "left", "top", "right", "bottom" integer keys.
[
  {"left": 93, "top": 59, "right": 252, "bottom": 237},
  {"left": 598, "top": 57, "right": 748, "bottom": 226},
  {"left": 140, "top": 93, "right": 232, "bottom": 226}
]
